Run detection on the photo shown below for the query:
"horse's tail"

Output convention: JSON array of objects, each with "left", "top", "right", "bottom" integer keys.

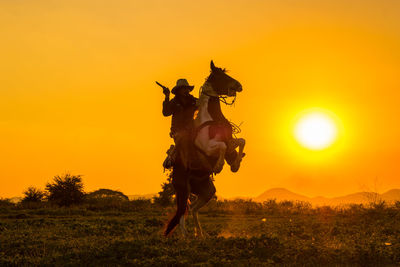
[{"left": 164, "top": 190, "right": 188, "bottom": 237}]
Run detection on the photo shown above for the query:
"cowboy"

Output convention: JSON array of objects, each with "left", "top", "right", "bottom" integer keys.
[{"left": 162, "top": 79, "right": 198, "bottom": 168}]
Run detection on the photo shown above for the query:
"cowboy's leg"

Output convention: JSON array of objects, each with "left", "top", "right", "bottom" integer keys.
[{"left": 174, "top": 131, "right": 190, "bottom": 169}]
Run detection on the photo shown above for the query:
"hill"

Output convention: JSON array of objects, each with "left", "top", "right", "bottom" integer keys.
[
  {"left": 381, "top": 189, "right": 400, "bottom": 202},
  {"left": 7, "top": 197, "right": 22, "bottom": 204},
  {"left": 254, "top": 188, "right": 400, "bottom": 206},
  {"left": 254, "top": 188, "right": 309, "bottom": 203}
]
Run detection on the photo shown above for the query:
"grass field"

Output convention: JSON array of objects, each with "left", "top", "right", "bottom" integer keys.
[{"left": 1, "top": 200, "right": 399, "bottom": 266}]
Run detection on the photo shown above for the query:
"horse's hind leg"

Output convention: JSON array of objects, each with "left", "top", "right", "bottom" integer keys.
[
  {"left": 190, "top": 180, "right": 216, "bottom": 238},
  {"left": 165, "top": 166, "right": 190, "bottom": 237},
  {"left": 178, "top": 182, "right": 190, "bottom": 238},
  {"left": 191, "top": 197, "right": 207, "bottom": 238},
  {"left": 179, "top": 215, "right": 188, "bottom": 237}
]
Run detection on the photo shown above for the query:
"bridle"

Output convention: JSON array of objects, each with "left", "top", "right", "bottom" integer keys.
[
  {"left": 218, "top": 94, "right": 236, "bottom": 106},
  {"left": 200, "top": 83, "right": 237, "bottom": 106}
]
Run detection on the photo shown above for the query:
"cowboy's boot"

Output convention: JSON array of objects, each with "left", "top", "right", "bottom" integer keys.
[{"left": 163, "top": 145, "right": 176, "bottom": 169}]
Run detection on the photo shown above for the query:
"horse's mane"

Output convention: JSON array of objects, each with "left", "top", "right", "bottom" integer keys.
[
  {"left": 204, "top": 65, "right": 232, "bottom": 124},
  {"left": 205, "top": 68, "right": 227, "bottom": 82}
]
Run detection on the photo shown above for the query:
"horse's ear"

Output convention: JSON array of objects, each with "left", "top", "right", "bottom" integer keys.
[{"left": 210, "top": 60, "right": 216, "bottom": 71}]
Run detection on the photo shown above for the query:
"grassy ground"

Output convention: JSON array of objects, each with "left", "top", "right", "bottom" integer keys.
[{"left": 1, "top": 202, "right": 400, "bottom": 266}]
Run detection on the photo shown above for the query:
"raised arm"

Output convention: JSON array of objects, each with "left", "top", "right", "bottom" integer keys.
[
  {"left": 162, "top": 96, "right": 175, "bottom": 117},
  {"left": 157, "top": 82, "right": 174, "bottom": 117}
]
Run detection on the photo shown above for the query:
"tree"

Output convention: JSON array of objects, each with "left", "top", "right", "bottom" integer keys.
[
  {"left": 46, "top": 173, "right": 85, "bottom": 206},
  {"left": 153, "top": 172, "right": 175, "bottom": 206},
  {"left": 22, "top": 187, "right": 45, "bottom": 203},
  {"left": 86, "top": 188, "right": 129, "bottom": 201}
]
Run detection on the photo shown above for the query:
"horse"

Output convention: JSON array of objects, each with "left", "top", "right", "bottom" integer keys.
[{"left": 164, "top": 61, "right": 245, "bottom": 238}]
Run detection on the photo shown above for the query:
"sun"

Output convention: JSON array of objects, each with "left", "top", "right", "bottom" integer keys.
[{"left": 294, "top": 110, "right": 338, "bottom": 150}]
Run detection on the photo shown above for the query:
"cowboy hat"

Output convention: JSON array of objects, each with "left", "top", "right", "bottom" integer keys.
[{"left": 171, "top": 79, "right": 194, "bottom": 94}]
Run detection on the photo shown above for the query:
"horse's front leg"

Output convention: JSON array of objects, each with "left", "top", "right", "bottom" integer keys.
[
  {"left": 228, "top": 138, "right": 246, "bottom": 172},
  {"left": 190, "top": 181, "right": 216, "bottom": 238},
  {"left": 236, "top": 138, "right": 246, "bottom": 160},
  {"left": 209, "top": 139, "right": 226, "bottom": 174}
]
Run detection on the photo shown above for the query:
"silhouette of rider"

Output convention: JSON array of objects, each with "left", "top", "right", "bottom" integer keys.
[
  {"left": 162, "top": 79, "right": 198, "bottom": 167},
  {"left": 163, "top": 79, "right": 198, "bottom": 140}
]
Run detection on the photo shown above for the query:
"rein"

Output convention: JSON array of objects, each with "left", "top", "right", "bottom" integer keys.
[
  {"left": 202, "top": 92, "right": 236, "bottom": 106},
  {"left": 218, "top": 95, "right": 236, "bottom": 105},
  {"left": 229, "top": 120, "right": 243, "bottom": 137}
]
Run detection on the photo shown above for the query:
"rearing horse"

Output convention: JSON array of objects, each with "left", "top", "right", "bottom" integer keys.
[{"left": 164, "top": 61, "right": 245, "bottom": 237}]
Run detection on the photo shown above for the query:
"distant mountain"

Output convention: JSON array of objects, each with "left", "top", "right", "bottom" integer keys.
[
  {"left": 224, "top": 196, "right": 253, "bottom": 201},
  {"left": 253, "top": 188, "right": 400, "bottom": 206},
  {"left": 381, "top": 189, "right": 400, "bottom": 202},
  {"left": 8, "top": 197, "right": 22, "bottom": 204},
  {"left": 254, "top": 188, "right": 309, "bottom": 203}
]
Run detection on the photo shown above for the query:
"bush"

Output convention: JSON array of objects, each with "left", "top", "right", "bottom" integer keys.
[
  {"left": 153, "top": 172, "right": 174, "bottom": 207},
  {"left": 46, "top": 173, "right": 85, "bottom": 206},
  {"left": 86, "top": 188, "right": 129, "bottom": 201},
  {"left": 22, "top": 187, "right": 45, "bottom": 203},
  {"left": 0, "top": 198, "right": 14, "bottom": 208}
]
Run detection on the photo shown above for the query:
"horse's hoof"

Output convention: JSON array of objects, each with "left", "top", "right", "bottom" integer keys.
[
  {"left": 213, "top": 165, "right": 223, "bottom": 174},
  {"left": 194, "top": 231, "right": 205, "bottom": 239},
  {"left": 230, "top": 157, "right": 242, "bottom": 172},
  {"left": 230, "top": 164, "right": 240, "bottom": 172}
]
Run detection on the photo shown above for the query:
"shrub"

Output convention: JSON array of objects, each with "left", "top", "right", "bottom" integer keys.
[
  {"left": 86, "top": 188, "right": 129, "bottom": 201},
  {"left": 0, "top": 198, "right": 14, "bottom": 208},
  {"left": 22, "top": 187, "right": 45, "bottom": 203},
  {"left": 46, "top": 173, "right": 85, "bottom": 206},
  {"left": 153, "top": 172, "right": 174, "bottom": 207},
  {"left": 85, "top": 189, "right": 130, "bottom": 211}
]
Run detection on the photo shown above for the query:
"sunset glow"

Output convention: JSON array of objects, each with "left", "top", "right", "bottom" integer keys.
[{"left": 2, "top": 1, "right": 400, "bottom": 264}]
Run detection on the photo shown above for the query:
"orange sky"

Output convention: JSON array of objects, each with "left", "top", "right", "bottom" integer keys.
[{"left": 1, "top": 0, "right": 400, "bottom": 198}]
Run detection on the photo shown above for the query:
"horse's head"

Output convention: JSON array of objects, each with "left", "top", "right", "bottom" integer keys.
[{"left": 206, "top": 60, "right": 242, "bottom": 97}]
